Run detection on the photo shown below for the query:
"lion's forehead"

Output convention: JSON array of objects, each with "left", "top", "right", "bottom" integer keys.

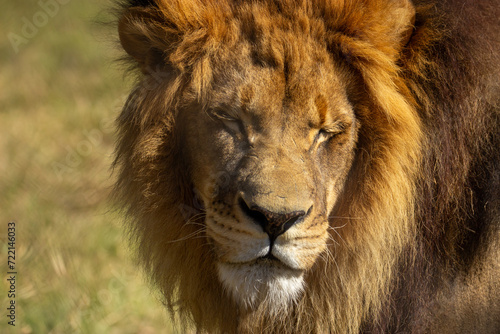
[{"left": 207, "top": 43, "right": 353, "bottom": 135}]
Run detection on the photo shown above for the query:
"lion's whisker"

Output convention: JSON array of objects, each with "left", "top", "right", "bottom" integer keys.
[
  {"left": 165, "top": 229, "right": 206, "bottom": 244},
  {"left": 326, "top": 234, "right": 341, "bottom": 246},
  {"left": 328, "top": 216, "right": 363, "bottom": 220},
  {"left": 328, "top": 224, "right": 348, "bottom": 230}
]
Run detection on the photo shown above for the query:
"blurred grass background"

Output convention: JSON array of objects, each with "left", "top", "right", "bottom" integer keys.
[{"left": 0, "top": 1, "right": 179, "bottom": 333}]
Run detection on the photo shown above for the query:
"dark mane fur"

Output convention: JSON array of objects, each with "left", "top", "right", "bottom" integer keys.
[{"left": 375, "top": 0, "right": 500, "bottom": 331}]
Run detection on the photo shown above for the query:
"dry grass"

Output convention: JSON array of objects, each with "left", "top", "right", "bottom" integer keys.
[{"left": 0, "top": 1, "right": 178, "bottom": 333}]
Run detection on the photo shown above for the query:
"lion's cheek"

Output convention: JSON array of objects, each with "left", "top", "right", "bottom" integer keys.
[
  {"left": 274, "top": 229, "right": 329, "bottom": 270},
  {"left": 205, "top": 215, "right": 269, "bottom": 262},
  {"left": 209, "top": 234, "right": 270, "bottom": 264}
]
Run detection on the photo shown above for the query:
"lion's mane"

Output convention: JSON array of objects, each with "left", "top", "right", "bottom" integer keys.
[{"left": 113, "top": 0, "right": 500, "bottom": 333}]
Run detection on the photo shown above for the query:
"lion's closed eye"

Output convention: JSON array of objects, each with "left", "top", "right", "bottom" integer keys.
[{"left": 211, "top": 109, "right": 241, "bottom": 133}]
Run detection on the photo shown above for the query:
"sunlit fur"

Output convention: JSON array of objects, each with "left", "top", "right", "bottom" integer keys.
[{"left": 114, "top": 0, "right": 500, "bottom": 333}]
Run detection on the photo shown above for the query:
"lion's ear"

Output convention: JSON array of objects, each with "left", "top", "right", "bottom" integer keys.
[
  {"left": 363, "top": 0, "right": 416, "bottom": 53},
  {"left": 332, "top": 0, "right": 416, "bottom": 62},
  {"left": 391, "top": 0, "right": 416, "bottom": 49},
  {"left": 118, "top": 6, "right": 171, "bottom": 72}
]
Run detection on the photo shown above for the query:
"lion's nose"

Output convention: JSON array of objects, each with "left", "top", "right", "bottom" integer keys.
[{"left": 238, "top": 197, "right": 311, "bottom": 240}]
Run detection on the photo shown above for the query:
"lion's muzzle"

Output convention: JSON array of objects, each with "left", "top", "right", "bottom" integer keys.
[{"left": 238, "top": 195, "right": 312, "bottom": 241}]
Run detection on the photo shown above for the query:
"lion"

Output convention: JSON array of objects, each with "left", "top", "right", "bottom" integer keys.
[{"left": 113, "top": 0, "right": 500, "bottom": 333}]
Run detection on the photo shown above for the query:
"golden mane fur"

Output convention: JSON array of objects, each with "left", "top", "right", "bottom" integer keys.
[{"left": 114, "top": 0, "right": 500, "bottom": 333}]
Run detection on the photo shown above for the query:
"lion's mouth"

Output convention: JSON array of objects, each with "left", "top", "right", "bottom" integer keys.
[
  {"left": 226, "top": 253, "right": 302, "bottom": 272},
  {"left": 261, "top": 251, "right": 280, "bottom": 262},
  {"left": 220, "top": 240, "right": 305, "bottom": 272},
  {"left": 259, "top": 245, "right": 304, "bottom": 271}
]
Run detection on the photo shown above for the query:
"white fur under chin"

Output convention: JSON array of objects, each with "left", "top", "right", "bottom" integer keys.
[{"left": 217, "top": 261, "right": 305, "bottom": 314}]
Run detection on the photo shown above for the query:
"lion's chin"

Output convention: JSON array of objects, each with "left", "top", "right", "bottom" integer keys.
[{"left": 217, "top": 259, "right": 304, "bottom": 313}]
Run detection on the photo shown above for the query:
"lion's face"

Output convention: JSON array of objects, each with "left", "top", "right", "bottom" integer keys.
[
  {"left": 117, "top": 1, "right": 425, "bottom": 331},
  {"left": 181, "top": 39, "right": 359, "bottom": 308}
]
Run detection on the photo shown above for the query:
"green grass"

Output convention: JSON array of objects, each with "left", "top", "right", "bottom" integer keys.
[{"left": 0, "top": 1, "right": 180, "bottom": 333}]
